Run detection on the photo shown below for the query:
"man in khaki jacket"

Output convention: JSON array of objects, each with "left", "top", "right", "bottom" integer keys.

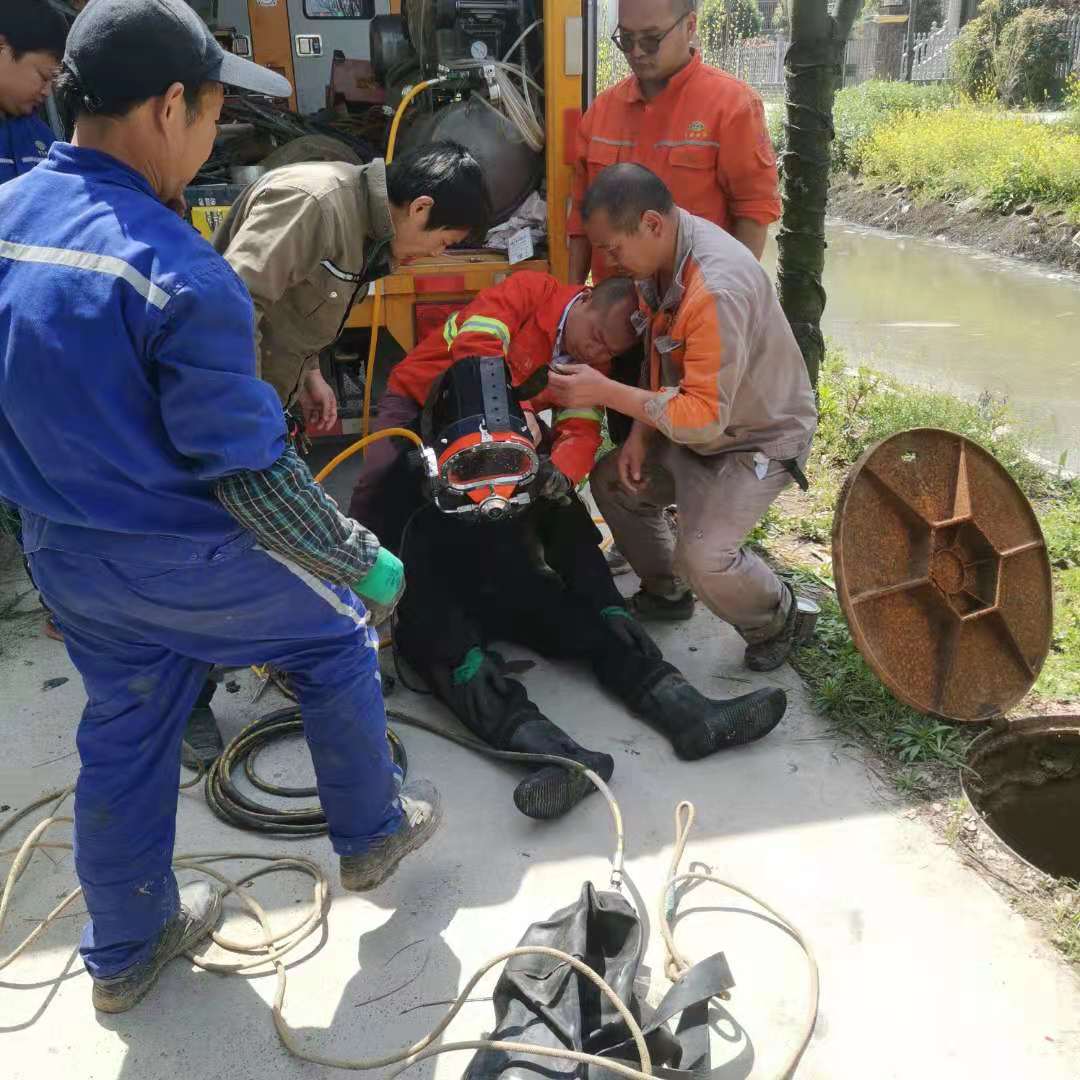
[
  {"left": 214, "top": 141, "right": 490, "bottom": 435},
  {"left": 549, "top": 164, "right": 817, "bottom": 673}
]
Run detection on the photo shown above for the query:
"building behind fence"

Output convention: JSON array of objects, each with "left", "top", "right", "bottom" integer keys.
[{"left": 597, "top": 0, "right": 1080, "bottom": 96}]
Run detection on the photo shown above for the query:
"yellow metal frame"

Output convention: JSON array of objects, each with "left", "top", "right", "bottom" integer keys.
[
  {"left": 246, "top": 0, "right": 298, "bottom": 112},
  {"left": 543, "top": 0, "right": 582, "bottom": 285}
]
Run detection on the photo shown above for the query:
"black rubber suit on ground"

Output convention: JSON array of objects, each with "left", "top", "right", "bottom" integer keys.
[{"left": 368, "top": 447, "right": 787, "bottom": 820}]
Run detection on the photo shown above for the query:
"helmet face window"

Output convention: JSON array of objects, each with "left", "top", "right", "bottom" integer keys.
[{"left": 444, "top": 441, "right": 536, "bottom": 489}]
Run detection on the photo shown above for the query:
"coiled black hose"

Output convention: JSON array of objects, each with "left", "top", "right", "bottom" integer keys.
[{"left": 204, "top": 706, "right": 408, "bottom": 836}]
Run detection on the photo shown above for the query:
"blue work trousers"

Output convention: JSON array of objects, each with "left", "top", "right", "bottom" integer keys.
[{"left": 27, "top": 542, "right": 403, "bottom": 979}]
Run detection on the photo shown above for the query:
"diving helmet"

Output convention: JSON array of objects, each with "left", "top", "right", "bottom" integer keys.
[{"left": 420, "top": 356, "right": 540, "bottom": 521}]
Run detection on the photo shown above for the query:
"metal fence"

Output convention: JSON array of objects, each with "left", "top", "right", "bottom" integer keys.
[
  {"left": 903, "top": 13, "right": 1080, "bottom": 83},
  {"left": 1063, "top": 13, "right": 1080, "bottom": 78},
  {"left": 597, "top": 12, "right": 1080, "bottom": 96},
  {"left": 905, "top": 23, "right": 957, "bottom": 82}
]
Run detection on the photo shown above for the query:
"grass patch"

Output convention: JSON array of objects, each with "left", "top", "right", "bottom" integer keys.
[
  {"left": 858, "top": 103, "right": 1080, "bottom": 218},
  {"left": 769, "top": 81, "right": 957, "bottom": 169},
  {"left": 783, "top": 350, "right": 1056, "bottom": 548},
  {"left": 1036, "top": 485, "right": 1080, "bottom": 700},
  {"left": 832, "top": 81, "right": 958, "bottom": 172},
  {"left": 770, "top": 80, "right": 1080, "bottom": 220},
  {"left": 789, "top": 589, "right": 979, "bottom": 777},
  {"left": 1046, "top": 885, "right": 1080, "bottom": 965},
  {"left": 773, "top": 353, "right": 1078, "bottom": 779}
]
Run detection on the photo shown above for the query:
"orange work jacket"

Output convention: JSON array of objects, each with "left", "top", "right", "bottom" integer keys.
[
  {"left": 388, "top": 272, "right": 606, "bottom": 483},
  {"left": 568, "top": 52, "right": 781, "bottom": 281}
]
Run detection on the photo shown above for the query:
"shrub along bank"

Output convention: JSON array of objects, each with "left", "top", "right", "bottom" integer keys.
[{"left": 772, "top": 80, "right": 1080, "bottom": 220}]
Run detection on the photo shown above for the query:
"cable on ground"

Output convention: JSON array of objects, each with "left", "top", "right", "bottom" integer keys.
[
  {"left": 203, "top": 707, "right": 408, "bottom": 836},
  {"left": 2, "top": 717, "right": 818, "bottom": 1078}
]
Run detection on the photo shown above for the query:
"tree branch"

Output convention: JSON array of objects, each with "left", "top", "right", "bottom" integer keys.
[{"left": 834, "top": 0, "right": 866, "bottom": 41}]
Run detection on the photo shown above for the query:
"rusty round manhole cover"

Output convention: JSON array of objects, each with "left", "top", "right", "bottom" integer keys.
[{"left": 832, "top": 429, "right": 1053, "bottom": 722}]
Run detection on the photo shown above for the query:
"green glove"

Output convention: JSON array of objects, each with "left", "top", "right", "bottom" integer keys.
[{"left": 352, "top": 547, "right": 404, "bottom": 606}]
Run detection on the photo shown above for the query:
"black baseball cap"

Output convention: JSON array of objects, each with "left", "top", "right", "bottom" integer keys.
[{"left": 64, "top": 0, "right": 292, "bottom": 103}]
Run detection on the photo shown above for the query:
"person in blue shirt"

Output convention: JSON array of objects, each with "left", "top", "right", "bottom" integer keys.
[
  {"left": 0, "top": 0, "right": 441, "bottom": 1014},
  {"left": 2, "top": 5, "right": 67, "bottom": 645},
  {"left": 0, "top": 1, "right": 66, "bottom": 185}
]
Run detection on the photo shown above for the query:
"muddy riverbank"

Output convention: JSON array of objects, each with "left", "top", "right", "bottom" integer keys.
[{"left": 827, "top": 174, "right": 1080, "bottom": 275}]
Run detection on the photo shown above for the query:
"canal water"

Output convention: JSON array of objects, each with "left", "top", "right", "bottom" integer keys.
[{"left": 762, "top": 222, "right": 1080, "bottom": 468}]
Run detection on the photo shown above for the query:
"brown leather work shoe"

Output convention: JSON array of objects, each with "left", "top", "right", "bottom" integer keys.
[
  {"left": 91, "top": 880, "right": 223, "bottom": 1014},
  {"left": 340, "top": 781, "right": 442, "bottom": 892}
]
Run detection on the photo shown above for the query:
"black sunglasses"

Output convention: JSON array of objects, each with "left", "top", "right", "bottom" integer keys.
[{"left": 611, "top": 12, "right": 690, "bottom": 56}]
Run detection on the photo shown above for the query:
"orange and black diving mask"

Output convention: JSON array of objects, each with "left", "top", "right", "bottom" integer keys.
[{"left": 419, "top": 356, "right": 540, "bottom": 522}]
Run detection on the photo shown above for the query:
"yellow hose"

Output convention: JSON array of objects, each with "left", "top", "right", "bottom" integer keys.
[
  {"left": 313, "top": 426, "right": 423, "bottom": 485},
  {"left": 387, "top": 79, "right": 442, "bottom": 162},
  {"left": 360, "top": 295, "right": 382, "bottom": 443},
  {"left": 358, "top": 78, "right": 446, "bottom": 449}
]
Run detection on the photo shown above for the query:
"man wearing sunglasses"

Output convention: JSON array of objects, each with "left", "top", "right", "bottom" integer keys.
[{"left": 568, "top": 0, "right": 779, "bottom": 282}]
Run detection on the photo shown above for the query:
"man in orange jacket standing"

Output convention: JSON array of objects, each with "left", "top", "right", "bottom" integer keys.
[
  {"left": 347, "top": 272, "right": 640, "bottom": 524},
  {"left": 568, "top": 0, "right": 780, "bottom": 285}
]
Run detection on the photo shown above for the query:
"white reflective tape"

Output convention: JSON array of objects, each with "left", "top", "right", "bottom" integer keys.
[
  {"left": 20, "top": 156, "right": 45, "bottom": 163},
  {"left": 320, "top": 258, "right": 362, "bottom": 282},
  {"left": 656, "top": 140, "right": 721, "bottom": 149},
  {"left": 0, "top": 238, "right": 170, "bottom": 309},
  {"left": 258, "top": 546, "right": 369, "bottom": 630},
  {"left": 0, "top": 158, "right": 15, "bottom": 165}
]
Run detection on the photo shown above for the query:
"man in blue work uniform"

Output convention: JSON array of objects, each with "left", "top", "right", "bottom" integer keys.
[
  {"left": 0, "top": 0, "right": 441, "bottom": 1014},
  {"left": 0, "top": 2, "right": 66, "bottom": 185}
]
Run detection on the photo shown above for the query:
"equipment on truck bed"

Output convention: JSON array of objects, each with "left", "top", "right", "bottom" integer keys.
[
  {"left": 368, "top": 0, "right": 545, "bottom": 224},
  {"left": 178, "top": 0, "right": 584, "bottom": 438}
]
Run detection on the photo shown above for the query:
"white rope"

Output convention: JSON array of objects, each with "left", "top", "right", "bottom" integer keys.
[
  {"left": 2, "top": 788, "right": 816, "bottom": 1078},
  {"left": 0, "top": 783, "right": 650, "bottom": 1076},
  {"left": 659, "top": 801, "right": 820, "bottom": 1078}
]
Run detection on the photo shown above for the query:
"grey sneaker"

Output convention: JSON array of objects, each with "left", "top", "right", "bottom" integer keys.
[
  {"left": 91, "top": 880, "right": 223, "bottom": 1014},
  {"left": 340, "top": 780, "right": 442, "bottom": 892},
  {"left": 628, "top": 588, "right": 695, "bottom": 622},
  {"left": 181, "top": 706, "right": 224, "bottom": 770},
  {"left": 744, "top": 584, "right": 800, "bottom": 672}
]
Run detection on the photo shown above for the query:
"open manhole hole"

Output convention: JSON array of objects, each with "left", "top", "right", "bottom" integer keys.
[{"left": 962, "top": 716, "right": 1080, "bottom": 879}]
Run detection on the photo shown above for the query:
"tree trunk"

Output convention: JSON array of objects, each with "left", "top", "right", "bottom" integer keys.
[{"left": 776, "top": 0, "right": 863, "bottom": 387}]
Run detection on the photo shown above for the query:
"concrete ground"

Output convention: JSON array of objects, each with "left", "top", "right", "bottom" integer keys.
[{"left": 2, "top": 457, "right": 1080, "bottom": 1079}]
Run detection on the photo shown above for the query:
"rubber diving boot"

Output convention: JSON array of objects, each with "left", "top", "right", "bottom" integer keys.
[
  {"left": 340, "top": 780, "right": 442, "bottom": 892},
  {"left": 427, "top": 649, "right": 614, "bottom": 821},
  {"left": 91, "top": 880, "right": 223, "bottom": 1014},
  {"left": 632, "top": 664, "right": 787, "bottom": 761},
  {"left": 507, "top": 718, "right": 615, "bottom": 821}
]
